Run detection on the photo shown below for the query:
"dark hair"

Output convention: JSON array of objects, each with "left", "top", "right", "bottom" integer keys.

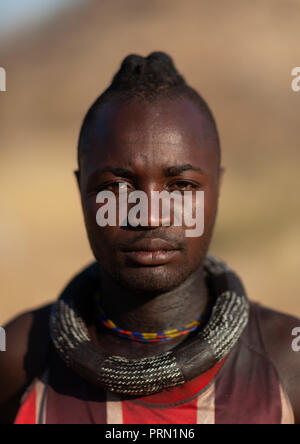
[{"left": 78, "top": 52, "right": 220, "bottom": 165}]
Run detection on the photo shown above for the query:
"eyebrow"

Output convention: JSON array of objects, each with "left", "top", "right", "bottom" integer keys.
[
  {"left": 99, "top": 167, "right": 135, "bottom": 178},
  {"left": 94, "top": 164, "right": 205, "bottom": 177},
  {"left": 164, "top": 164, "right": 205, "bottom": 176}
]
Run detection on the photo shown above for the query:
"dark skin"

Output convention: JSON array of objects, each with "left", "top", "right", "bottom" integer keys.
[
  {"left": 1, "top": 97, "right": 300, "bottom": 423},
  {"left": 78, "top": 98, "right": 219, "bottom": 357}
]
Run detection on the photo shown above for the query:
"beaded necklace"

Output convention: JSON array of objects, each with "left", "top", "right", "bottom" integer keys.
[
  {"left": 94, "top": 292, "right": 211, "bottom": 342},
  {"left": 97, "top": 310, "right": 208, "bottom": 343}
]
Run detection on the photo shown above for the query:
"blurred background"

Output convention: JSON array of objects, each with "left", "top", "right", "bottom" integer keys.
[{"left": 0, "top": 0, "right": 299, "bottom": 325}]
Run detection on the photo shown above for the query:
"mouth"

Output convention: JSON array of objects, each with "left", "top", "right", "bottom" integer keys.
[{"left": 121, "top": 238, "right": 181, "bottom": 266}]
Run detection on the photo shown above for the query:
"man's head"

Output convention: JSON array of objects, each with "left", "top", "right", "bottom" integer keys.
[{"left": 77, "top": 52, "right": 223, "bottom": 295}]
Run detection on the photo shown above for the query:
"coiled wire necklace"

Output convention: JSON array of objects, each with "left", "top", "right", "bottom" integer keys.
[{"left": 50, "top": 255, "right": 249, "bottom": 397}]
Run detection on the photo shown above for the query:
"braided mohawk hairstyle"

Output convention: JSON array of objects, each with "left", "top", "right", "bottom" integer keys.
[
  {"left": 78, "top": 51, "right": 220, "bottom": 164},
  {"left": 108, "top": 52, "right": 185, "bottom": 97}
]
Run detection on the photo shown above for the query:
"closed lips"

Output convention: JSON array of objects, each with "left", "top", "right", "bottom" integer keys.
[{"left": 121, "top": 238, "right": 180, "bottom": 252}]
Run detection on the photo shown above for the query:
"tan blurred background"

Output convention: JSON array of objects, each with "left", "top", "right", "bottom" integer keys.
[{"left": 0, "top": 0, "right": 300, "bottom": 325}]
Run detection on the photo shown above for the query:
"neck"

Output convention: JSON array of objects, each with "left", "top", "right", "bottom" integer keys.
[{"left": 97, "top": 266, "right": 210, "bottom": 333}]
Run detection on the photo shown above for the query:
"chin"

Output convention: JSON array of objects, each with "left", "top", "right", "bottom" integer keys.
[{"left": 111, "top": 265, "right": 192, "bottom": 295}]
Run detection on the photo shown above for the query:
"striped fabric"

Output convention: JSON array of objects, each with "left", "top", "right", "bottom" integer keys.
[{"left": 14, "top": 302, "right": 295, "bottom": 425}]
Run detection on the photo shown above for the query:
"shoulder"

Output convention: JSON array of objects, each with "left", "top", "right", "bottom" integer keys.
[
  {"left": 255, "top": 303, "right": 300, "bottom": 424},
  {"left": 0, "top": 303, "right": 52, "bottom": 423}
]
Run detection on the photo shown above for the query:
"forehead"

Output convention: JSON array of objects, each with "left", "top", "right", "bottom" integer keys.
[{"left": 80, "top": 97, "right": 219, "bottom": 176}]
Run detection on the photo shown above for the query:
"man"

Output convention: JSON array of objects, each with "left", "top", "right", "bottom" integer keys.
[{"left": 1, "top": 52, "right": 299, "bottom": 424}]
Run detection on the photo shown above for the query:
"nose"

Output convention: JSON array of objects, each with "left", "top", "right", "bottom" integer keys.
[{"left": 123, "top": 186, "right": 182, "bottom": 229}]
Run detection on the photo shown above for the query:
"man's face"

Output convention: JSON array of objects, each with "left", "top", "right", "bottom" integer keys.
[{"left": 78, "top": 97, "right": 221, "bottom": 294}]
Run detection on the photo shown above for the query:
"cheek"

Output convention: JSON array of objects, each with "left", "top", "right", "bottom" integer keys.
[
  {"left": 203, "top": 181, "right": 219, "bottom": 222},
  {"left": 82, "top": 196, "right": 117, "bottom": 255},
  {"left": 83, "top": 195, "right": 115, "bottom": 232},
  {"left": 82, "top": 195, "right": 97, "bottom": 225},
  {"left": 181, "top": 188, "right": 218, "bottom": 232},
  {"left": 183, "top": 188, "right": 218, "bottom": 259}
]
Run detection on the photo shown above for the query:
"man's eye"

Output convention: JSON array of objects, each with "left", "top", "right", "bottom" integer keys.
[
  {"left": 168, "top": 181, "right": 199, "bottom": 191},
  {"left": 102, "top": 181, "right": 131, "bottom": 192}
]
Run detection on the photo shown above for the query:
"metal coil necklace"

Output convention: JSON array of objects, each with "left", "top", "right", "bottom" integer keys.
[{"left": 50, "top": 255, "right": 250, "bottom": 397}]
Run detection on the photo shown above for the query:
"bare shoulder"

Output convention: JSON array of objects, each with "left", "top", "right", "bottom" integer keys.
[
  {"left": 257, "top": 303, "right": 300, "bottom": 424},
  {"left": 0, "top": 303, "right": 52, "bottom": 423}
]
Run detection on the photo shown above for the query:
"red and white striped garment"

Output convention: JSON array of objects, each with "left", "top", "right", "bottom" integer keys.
[{"left": 15, "top": 302, "right": 294, "bottom": 424}]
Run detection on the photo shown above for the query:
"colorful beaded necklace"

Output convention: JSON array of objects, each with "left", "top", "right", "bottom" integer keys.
[{"left": 95, "top": 294, "right": 210, "bottom": 343}]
